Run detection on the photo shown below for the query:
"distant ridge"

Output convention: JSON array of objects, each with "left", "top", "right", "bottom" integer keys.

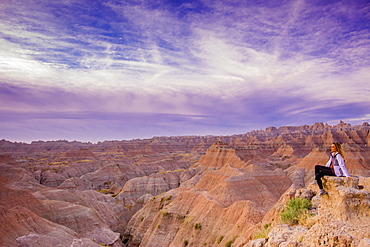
[{"left": 1, "top": 121, "right": 369, "bottom": 152}]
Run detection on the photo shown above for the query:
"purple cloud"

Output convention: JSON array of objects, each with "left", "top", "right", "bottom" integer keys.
[{"left": 0, "top": 0, "right": 369, "bottom": 142}]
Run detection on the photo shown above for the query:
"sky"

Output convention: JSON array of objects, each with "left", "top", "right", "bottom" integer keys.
[{"left": 0, "top": 0, "right": 370, "bottom": 143}]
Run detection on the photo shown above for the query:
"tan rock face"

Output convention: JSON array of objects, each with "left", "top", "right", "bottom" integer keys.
[
  {"left": 319, "top": 177, "right": 370, "bottom": 222},
  {"left": 245, "top": 176, "right": 370, "bottom": 247}
]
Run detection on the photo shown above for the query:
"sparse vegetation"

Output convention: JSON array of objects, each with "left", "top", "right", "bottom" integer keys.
[
  {"left": 253, "top": 223, "right": 271, "bottom": 239},
  {"left": 194, "top": 222, "right": 202, "bottom": 230},
  {"left": 96, "top": 189, "right": 111, "bottom": 194},
  {"left": 184, "top": 215, "right": 194, "bottom": 223},
  {"left": 224, "top": 236, "right": 237, "bottom": 247},
  {"left": 160, "top": 195, "right": 172, "bottom": 202},
  {"left": 159, "top": 195, "right": 172, "bottom": 210},
  {"left": 217, "top": 235, "right": 224, "bottom": 244},
  {"left": 298, "top": 210, "right": 316, "bottom": 227},
  {"left": 282, "top": 155, "right": 290, "bottom": 161},
  {"left": 75, "top": 159, "right": 93, "bottom": 163},
  {"left": 47, "top": 161, "right": 63, "bottom": 165},
  {"left": 225, "top": 240, "right": 234, "bottom": 247},
  {"left": 158, "top": 169, "right": 186, "bottom": 174},
  {"left": 298, "top": 236, "right": 304, "bottom": 242},
  {"left": 183, "top": 240, "right": 189, "bottom": 246},
  {"left": 177, "top": 214, "right": 186, "bottom": 220},
  {"left": 280, "top": 197, "right": 312, "bottom": 225}
]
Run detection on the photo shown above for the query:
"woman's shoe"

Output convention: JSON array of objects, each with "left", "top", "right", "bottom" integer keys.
[{"left": 319, "top": 189, "right": 328, "bottom": 196}]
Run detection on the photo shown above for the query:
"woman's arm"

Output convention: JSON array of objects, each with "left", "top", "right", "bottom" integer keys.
[{"left": 337, "top": 154, "right": 351, "bottom": 177}]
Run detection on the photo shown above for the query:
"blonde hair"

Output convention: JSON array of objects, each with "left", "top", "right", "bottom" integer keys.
[{"left": 333, "top": 142, "right": 345, "bottom": 161}]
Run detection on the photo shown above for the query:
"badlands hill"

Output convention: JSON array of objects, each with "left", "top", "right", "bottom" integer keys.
[{"left": 0, "top": 121, "right": 369, "bottom": 246}]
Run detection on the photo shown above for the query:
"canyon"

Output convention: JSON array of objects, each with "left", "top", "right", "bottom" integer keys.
[{"left": 0, "top": 121, "right": 369, "bottom": 246}]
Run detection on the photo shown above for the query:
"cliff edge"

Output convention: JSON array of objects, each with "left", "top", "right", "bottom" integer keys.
[{"left": 245, "top": 176, "right": 370, "bottom": 247}]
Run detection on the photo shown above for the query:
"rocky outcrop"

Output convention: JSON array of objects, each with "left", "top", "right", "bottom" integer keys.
[{"left": 245, "top": 176, "right": 370, "bottom": 247}]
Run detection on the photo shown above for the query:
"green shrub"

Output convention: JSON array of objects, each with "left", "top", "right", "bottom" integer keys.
[
  {"left": 225, "top": 240, "right": 234, "bottom": 247},
  {"left": 217, "top": 235, "right": 224, "bottom": 244},
  {"left": 194, "top": 222, "right": 202, "bottom": 230},
  {"left": 160, "top": 195, "right": 172, "bottom": 202},
  {"left": 253, "top": 223, "right": 271, "bottom": 239},
  {"left": 280, "top": 198, "right": 312, "bottom": 225}
]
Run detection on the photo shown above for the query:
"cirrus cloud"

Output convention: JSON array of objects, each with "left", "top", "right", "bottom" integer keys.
[{"left": 0, "top": 0, "right": 369, "bottom": 142}]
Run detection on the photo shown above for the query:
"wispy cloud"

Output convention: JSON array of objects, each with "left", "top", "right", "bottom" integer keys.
[{"left": 0, "top": 0, "right": 369, "bottom": 142}]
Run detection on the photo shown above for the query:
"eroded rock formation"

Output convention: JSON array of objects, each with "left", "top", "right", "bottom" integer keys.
[
  {"left": 123, "top": 139, "right": 296, "bottom": 246},
  {"left": 0, "top": 121, "right": 369, "bottom": 246}
]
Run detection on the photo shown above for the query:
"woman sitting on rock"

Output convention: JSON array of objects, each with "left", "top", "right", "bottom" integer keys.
[{"left": 315, "top": 142, "right": 352, "bottom": 196}]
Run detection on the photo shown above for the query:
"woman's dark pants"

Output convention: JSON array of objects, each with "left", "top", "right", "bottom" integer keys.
[{"left": 315, "top": 165, "right": 335, "bottom": 189}]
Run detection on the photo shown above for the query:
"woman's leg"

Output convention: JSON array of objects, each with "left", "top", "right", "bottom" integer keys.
[{"left": 315, "top": 165, "right": 335, "bottom": 190}]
